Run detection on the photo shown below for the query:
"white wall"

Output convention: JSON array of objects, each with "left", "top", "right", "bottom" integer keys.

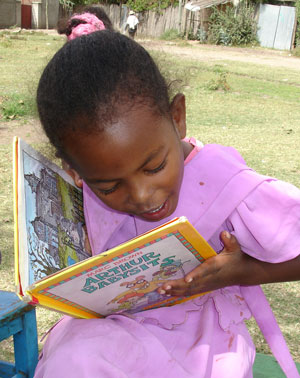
[{"left": 31, "top": 0, "right": 59, "bottom": 29}]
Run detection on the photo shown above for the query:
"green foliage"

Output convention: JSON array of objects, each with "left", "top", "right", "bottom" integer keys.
[
  {"left": 292, "top": 46, "right": 300, "bottom": 57},
  {"left": 1, "top": 94, "right": 36, "bottom": 120},
  {"left": 204, "top": 67, "right": 230, "bottom": 91},
  {"left": 196, "top": 27, "right": 207, "bottom": 43},
  {"left": 188, "top": 28, "right": 208, "bottom": 42},
  {"left": 67, "top": 0, "right": 98, "bottom": 6},
  {"left": 59, "top": 0, "right": 75, "bottom": 11},
  {"left": 208, "top": 3, "right": 258, "bottom": 46},
  {"left": 0, "top": 34, "right": 13, "bottom": 48},
  {"left": 126, "top": 0, "right": 176, "bottom": 12},
  {"left": 69, "top": 0, "right": 178, "bottom": 12},
  {"left": 187, "top": 30, "right": 197, "bottom": 40},
  {"left": 160, "top": 28, "right": 183, "bottom": 40}
]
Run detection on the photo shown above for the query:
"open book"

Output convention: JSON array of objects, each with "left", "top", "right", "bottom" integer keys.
[{"left": 14, "top": 137, "right": 217, "bottom": 319}]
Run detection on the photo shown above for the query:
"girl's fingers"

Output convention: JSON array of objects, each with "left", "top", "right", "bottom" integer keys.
[
  {"left": 158, "top": 274, "right": 203, "bottom": 296},
  {"left": 158, "top": 278, "right": 186, "bottom": 294},
  {"left": 184, "top": 261, "right": 207, "bottom": 283}
]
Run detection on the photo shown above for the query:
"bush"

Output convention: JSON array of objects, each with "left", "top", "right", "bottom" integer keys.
[
  {"left": 205, "top": 68, "right": 230, "bottom": 91},
  {"left": 208, "top": 3, "right": 258, "bottom": 46},
  {"left": 196, "top": 28, "right": 208, "bottom": 43},
  {"left": 127, "top": 0, "right": 177, "bottom": 12},
  {"left": 160, "top": 29, "right": 183, "bottom": 40},
  {"left": 292, "top": 46, "right": 300, "bottom": 57}
]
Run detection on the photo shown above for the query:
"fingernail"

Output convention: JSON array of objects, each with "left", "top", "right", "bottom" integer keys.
[
  {"left": 165, "top": 285, "right": 171, "bottom": 290},
  {"left": 160, "top": 290, "right": 166, "bottom": 294},
  {"left": 224, "top": 231, "right": 231, "bottom": 239},
  {"left": 186, "top": 277, "right": 193, "bottom": 283}
]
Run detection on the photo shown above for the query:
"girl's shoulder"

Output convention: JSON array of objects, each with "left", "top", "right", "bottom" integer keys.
[
  {"left": 185, "top": 138, "right": 247, "bottom": 168},
  {"left": 186, "top": 141, "right": 250, "bottom": 183},
  {"left": 201, "top": 143, "right": 247, "bottom": 165}
]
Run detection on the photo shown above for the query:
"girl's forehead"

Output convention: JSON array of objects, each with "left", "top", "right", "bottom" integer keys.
[
  {"left": 102, "top": 109, "right": 170, "bottom": 148},
  {"left": 65, "top": 106, "right": 177, "bottom": 178}
]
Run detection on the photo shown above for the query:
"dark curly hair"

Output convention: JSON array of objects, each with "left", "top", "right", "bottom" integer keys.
[
  {"left": 57, "top": 6, "right": 114, "bottom": 37},
  {"left": 37, "top": 31, "right": 170, "bottom": 162}
]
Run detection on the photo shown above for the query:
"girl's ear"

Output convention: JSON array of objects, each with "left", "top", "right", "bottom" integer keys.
[
  {"left": 62, "top": 160, "right": 83, "bottom": 188},
  {"left": 170, "top": 93, "right": 187, "bottom": 139}
]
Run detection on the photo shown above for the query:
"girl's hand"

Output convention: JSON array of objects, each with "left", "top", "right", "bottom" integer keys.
[
  {"left": 158, "top": 231, "right": 300, "bottom": 297},
  {"left": 157, "top": 231, "right": 247, "bottom": 297}
]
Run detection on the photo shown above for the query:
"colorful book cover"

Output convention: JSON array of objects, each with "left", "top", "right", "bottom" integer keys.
[{"left": 14, "top": 138, "right": 217, "bottom": 319}]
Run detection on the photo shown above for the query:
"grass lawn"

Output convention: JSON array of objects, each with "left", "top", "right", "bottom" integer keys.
[{"left": 0, "top": 31, "right": 300, "bottom": 364}]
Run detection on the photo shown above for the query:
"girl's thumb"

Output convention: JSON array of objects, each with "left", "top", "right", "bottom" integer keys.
[{"left": 220, "top": 231, "right": 241, "bottom": 253}]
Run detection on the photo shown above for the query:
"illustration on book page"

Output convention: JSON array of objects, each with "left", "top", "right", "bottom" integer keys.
[{"left": 23, "top": 150, "right": 90, "bottom": 285}]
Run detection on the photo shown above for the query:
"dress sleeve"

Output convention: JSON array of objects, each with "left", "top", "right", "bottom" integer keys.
[{"left": 228, "top": 179, "right": 300, "bottom": 263}]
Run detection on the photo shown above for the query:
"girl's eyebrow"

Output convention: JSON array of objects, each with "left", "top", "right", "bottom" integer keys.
[{"left": 86, "top": 146, "right": 165, "bottom": 184}]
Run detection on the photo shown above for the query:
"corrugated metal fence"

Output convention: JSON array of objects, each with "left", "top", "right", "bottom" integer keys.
[{"left": 257, "top": 4, "right": 296, "bottom": 50}]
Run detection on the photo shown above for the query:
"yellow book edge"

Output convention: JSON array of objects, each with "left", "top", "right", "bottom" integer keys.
[
  {"left": 27, "top": 218, "right": 216, "bottom": 318},
  {"left": 13, "top": 137, "right": 22, "bottom": 298}
]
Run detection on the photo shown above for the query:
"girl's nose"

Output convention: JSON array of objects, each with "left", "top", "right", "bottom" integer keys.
[{"left": 127, "top": 179, "right": 154, "bottom": 209}]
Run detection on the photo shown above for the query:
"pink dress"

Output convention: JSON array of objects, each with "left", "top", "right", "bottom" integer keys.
[{"left": 34, "top": 140, "right": 300, "bottom": 378}]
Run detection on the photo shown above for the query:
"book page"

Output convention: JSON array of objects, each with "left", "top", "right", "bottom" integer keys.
[
  {"left": 38, "top": 231, "right": 206, "bottom": 316},
  {"left": 18, "top": 140, "right": 91, "bottom": 290}
]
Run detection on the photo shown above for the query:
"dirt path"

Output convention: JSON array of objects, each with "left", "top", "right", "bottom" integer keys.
[
  {"left": 12, "top": 28, "right": 300, "bottom": 70},
  {"left": 19, "top": 29, "right": 300, "bottom": 70},
  {"left": 140, "top": 39, "right": 300, "bottom": 71},
  {"left": 0, "top": 118, "right": 47, "bottom": 145}
]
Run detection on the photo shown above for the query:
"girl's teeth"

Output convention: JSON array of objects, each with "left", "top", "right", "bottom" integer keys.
[{"left": 148, "top": 203, "right": 164, "bottom": 213}]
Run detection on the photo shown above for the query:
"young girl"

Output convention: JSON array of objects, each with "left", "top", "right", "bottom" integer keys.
[{"left": 34, "top": 30, "right": 300, "bottom": 378}]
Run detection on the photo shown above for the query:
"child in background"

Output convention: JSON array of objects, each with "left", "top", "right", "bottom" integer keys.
[
  {"left": 57, "top": 6, "right": 113, "bottom": 40},
  {"left": 126, "top": 10, "right": 139, "bottom": 38},
  {"left": 34, "top": 30, "right": 300, "bottom": 378}
]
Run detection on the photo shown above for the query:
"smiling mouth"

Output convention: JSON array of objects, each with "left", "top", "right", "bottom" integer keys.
[
  {"left": 137, "top": 198, "right": 170, "bottom": 220},
  {"left": 146, "top": 203, "right": 164, "bottom": 214}
]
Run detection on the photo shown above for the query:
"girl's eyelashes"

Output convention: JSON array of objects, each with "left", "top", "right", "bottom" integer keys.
[
  {"left": 95, "top": 159, "right": 167, "bottom": 196},
  {"left": 146, "top": 160, "right": 167, "bottom": 175},
  {"left": 97, "top": 183, "right": 120, "bottom": 195}
]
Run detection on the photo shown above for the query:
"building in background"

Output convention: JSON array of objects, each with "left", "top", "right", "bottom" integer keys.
[{"left": 0, "top": 0, "right": 59, "bottom": 29}]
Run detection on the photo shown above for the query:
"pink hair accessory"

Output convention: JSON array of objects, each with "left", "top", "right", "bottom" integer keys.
[{"left": 68, "top": 12, "right": 106, "bottom": 40}]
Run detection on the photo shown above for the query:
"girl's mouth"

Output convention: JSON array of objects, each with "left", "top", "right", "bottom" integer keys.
[
  {"left": 140, "top": 199, "right": 170, "bottom": 221},
  {"left": 147, "top": 203, "right": 164, "bottom": 213}
]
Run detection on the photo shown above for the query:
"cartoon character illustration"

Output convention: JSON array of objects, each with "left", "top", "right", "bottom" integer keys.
[
  {"left": 110, "top": 292, "right": 144, "bottom": 312},
  {"left": 108, "top": 275, "right": 166, "bottom": 311},
  {"left": 108, "top": 257, "right": 192, "bottom": 313},
  {"left": 152, "top": 257, "right": 190, "bottom": 281}
]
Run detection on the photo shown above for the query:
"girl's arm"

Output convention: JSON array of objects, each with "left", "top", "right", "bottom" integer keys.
[{"left": 158, "top": 231, "right": 300, "bottom": 297}]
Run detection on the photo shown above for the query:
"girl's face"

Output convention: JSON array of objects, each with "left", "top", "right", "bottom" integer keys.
[{"left": 64, "top": 94, "right": 190, "bottom": 222}]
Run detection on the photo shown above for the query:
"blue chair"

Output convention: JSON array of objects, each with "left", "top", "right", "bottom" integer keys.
[{"left": 0, "top": 291, "right": 38, "bottom": 378}]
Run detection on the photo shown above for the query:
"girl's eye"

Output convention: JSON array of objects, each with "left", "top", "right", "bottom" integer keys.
[
  {"left": 147, "top": 160, "right": 166, "bottom": 175},
  {"left": 97, "top": 183, "right": 120, "bottom": 196}
]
